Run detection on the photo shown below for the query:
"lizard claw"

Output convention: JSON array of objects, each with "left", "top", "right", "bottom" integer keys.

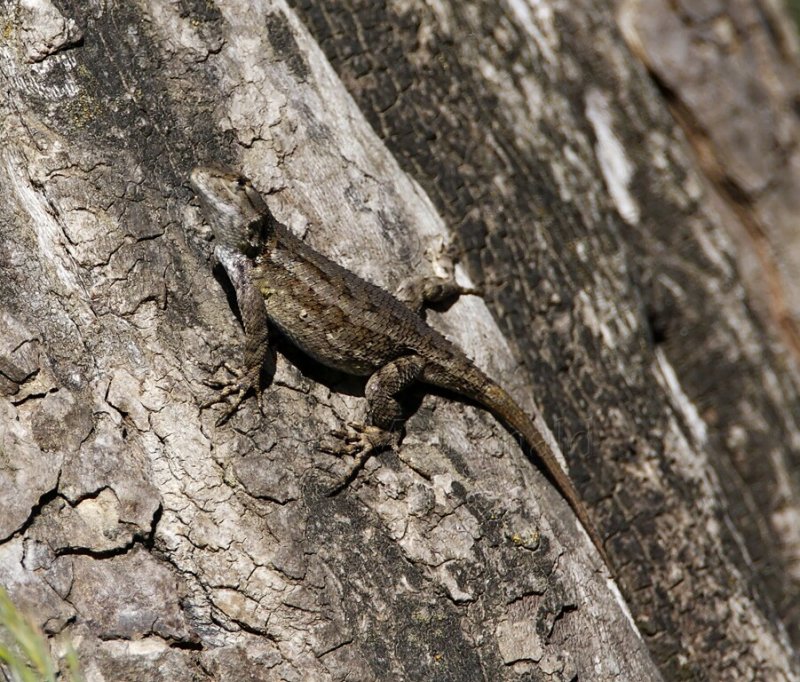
[
  {"left": 322, "top": 422, "right": 376, "bottom": 456},
  {"left": 323, "top": 423, "right": 397, "bottom": 495},
  {"left": 201, "top": 365, "right": 259, "bottom": 425},
  {"left": 203, "top": 362, "right": 243, "bottom": 391}
]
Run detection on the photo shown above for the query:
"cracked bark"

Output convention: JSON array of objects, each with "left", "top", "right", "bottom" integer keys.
[{"left": 0, "top": 0, "right": 798, "bottom": 680}]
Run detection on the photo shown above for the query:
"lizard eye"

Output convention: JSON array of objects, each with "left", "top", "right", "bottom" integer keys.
[{"left": 235, "top": 176, "right": 248, "bottom": 189}]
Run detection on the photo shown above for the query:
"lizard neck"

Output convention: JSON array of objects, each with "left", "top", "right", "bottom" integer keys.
[
  {"left": 239, "top": 213, "right": 276, "bottom": 258},
  {"left": 209, "top": 211, "right": 275, "bottom": 258}
]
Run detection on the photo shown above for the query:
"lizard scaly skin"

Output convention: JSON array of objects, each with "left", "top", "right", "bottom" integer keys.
[{"left": 189, "top": 165, "right": 609, "bottom": 569}]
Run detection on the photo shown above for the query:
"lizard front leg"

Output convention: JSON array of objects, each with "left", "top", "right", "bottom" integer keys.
[
  {"left": 395, "top": 275, "right": 480, "bottom": 316},
  {"left": 326, "top": 354, "right": 426, "bottom": 492},
  {"left": 204, "top": 244, "right": 274, "bottom": 425}
]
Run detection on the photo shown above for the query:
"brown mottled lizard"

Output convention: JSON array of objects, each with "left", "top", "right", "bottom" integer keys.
[{"left": 189, "top": 165, "right": 609, "bottom": 568}]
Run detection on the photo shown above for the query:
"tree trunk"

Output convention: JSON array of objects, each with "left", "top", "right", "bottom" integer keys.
[{"left": 0, "top": 0, "right": 798, "bottom": 679}]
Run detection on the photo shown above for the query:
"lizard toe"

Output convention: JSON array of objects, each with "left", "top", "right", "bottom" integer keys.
[{"left": 323, "top": 423, "right": 399, "bottom": 495}]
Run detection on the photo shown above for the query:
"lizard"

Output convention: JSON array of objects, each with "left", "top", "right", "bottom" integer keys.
[{"left": 188, "top": 164, "right": 609, "bottom": 568}]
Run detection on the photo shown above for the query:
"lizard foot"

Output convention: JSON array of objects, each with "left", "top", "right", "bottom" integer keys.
[
  {"left": 396, "top": 277, "right": 482, "bottom": 315},
  {"left": 202, "top": 363, "right": 259, "bottom": 426},
  {"left": 322, "top": 423, "right": 397, "bottom": 495}
]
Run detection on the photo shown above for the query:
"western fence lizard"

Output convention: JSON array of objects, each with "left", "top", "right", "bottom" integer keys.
[{"left": 189, "top": 165, "right": 609, "bottom": 568}]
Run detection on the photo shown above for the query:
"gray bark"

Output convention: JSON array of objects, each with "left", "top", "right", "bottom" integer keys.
[
  {"left": 620, "top": 0, "right": 800, "bottom": 355},
  {"left": 0, "top": 0, "right": 797, "bottom": 680}
]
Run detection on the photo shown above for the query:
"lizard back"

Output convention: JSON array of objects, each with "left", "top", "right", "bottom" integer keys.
[{"left": 252, "top": 220, "right": 474, "bottom": 377}]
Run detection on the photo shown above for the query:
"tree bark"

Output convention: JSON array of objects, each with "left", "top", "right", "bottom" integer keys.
[
  {"left": 620, "top": 0, "right": 800, "bottom": 360},
  {"left": 0, "top": 0, "right": 797, "bottom": 680}
]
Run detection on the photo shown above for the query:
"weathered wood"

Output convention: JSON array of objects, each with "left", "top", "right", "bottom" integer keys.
[{"left": 0, "top": 0, "right": 797, "bottom": 679}]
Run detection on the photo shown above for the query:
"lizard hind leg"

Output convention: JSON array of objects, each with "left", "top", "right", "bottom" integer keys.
[{"left": 324, "top": 355, "right": 425, "bottom": 494}]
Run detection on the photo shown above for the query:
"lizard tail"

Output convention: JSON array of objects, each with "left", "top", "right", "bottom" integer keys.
[{"left": 474, "top": 381, "right": 609, "bottom": 566}]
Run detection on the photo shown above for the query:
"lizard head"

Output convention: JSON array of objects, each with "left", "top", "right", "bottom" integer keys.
[{"left": 190, "top": 165, "right": 273, "bottom": 254}]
